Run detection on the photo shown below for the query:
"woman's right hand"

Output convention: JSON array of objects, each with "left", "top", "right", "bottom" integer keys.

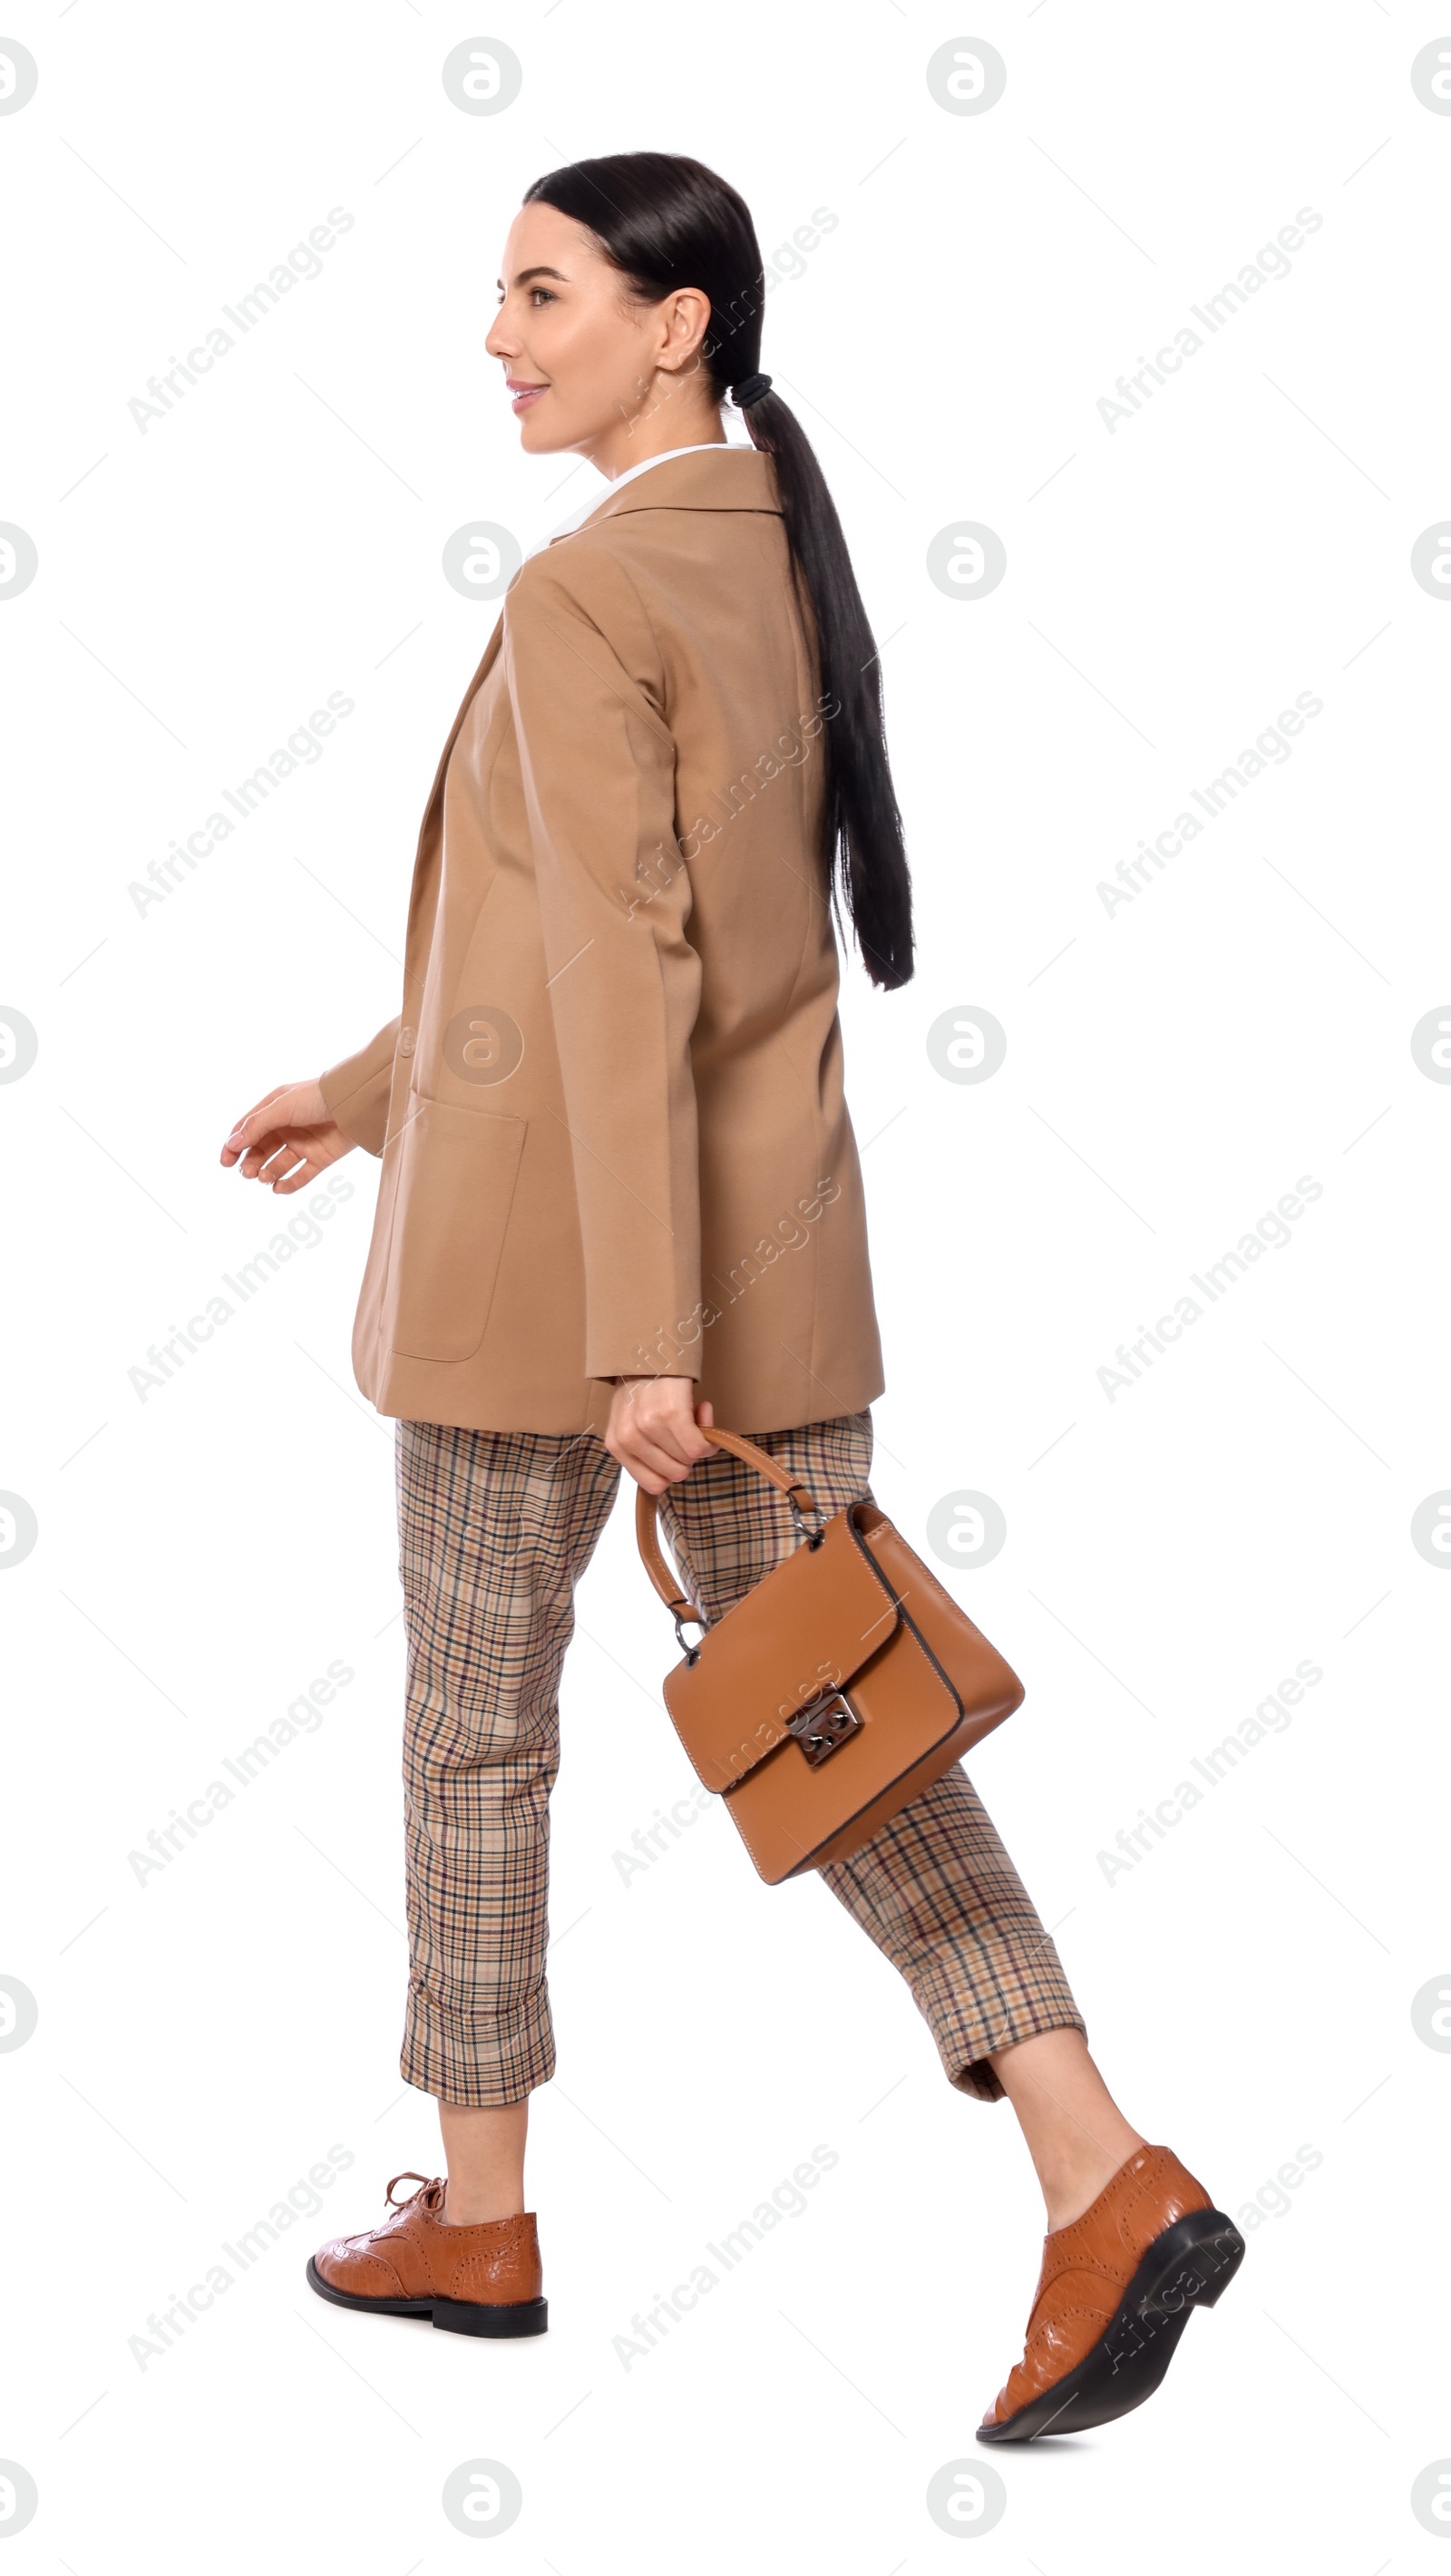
[{"left": 219, "top": 1080, "right": 356, "bottom": 1195}]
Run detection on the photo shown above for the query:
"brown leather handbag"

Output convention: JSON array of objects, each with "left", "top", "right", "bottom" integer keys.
[{"left": 636, "top": 1428, "right": 1025, "bottom": 1883}]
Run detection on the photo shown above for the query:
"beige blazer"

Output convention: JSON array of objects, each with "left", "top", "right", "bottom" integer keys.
[{"left": 320, "top": 445, "right": 884, "bottom": 1436}]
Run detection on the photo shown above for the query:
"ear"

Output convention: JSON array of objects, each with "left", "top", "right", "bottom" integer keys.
[{"left": 659, "top": 286, "right": 714, "bottom": 376}]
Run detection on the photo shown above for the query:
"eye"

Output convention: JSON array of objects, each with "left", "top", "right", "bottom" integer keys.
[{"left": 528, "top": 287, "right": 558, "bottom": 307}]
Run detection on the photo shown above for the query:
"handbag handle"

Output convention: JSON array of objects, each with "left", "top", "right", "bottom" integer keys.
[{"left": 635, "top": 1426, "right": 823, "bottom": 1640}]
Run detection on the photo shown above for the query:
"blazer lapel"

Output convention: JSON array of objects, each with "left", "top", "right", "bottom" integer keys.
[{"left": 410, "top": 612, "right": 506, "bottom": 864}]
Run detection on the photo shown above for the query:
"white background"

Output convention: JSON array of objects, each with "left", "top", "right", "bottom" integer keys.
[{"left": 3, "top": 1, "right": 1448, "bottom": 2566}]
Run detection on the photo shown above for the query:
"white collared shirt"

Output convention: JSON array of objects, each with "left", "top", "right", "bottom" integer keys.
[{"left": 529, "top": 443, "right": 735, "bottom": 553}]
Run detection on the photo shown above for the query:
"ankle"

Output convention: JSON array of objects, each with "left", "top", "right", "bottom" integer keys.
[
  {"left": 1041, "top": 2131, "right": 1147, "bottom": 2233},
  {"left": 441, "top": 2184, "right": 526, "bottom": 2228},
  {"left": 436, "top": 2097, "right": 530, "bottom": 2230}
]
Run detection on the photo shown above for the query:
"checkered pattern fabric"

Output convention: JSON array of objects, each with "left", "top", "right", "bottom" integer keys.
[{"left": 395, "top": 1410, "right": 1084, "bottom": 2107}]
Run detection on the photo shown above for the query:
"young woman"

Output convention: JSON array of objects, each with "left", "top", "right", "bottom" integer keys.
[{"left": 220, "top": 152, "right": 1242, "bottom": 2439}]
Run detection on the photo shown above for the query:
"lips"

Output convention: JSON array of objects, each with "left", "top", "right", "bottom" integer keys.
[{"left": 507, "top": 380, "right": 547, "bottom": 411}]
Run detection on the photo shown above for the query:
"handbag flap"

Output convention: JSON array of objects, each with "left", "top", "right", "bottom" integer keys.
[
  {"left": 662, "top": 1506, "right": 902, "bottom": 1791},
  {"left": 852, "top": 1509, "right": 1025, "bottom": 1717}
]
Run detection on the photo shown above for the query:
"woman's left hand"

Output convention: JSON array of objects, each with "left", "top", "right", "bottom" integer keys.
[{"left": 605, "top": 1378, "right": 716, "bottom": 1493}]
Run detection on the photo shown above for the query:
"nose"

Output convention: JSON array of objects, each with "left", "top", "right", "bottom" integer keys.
[{"left": 485, "top": 307, "right": 515, "bottom": 362}]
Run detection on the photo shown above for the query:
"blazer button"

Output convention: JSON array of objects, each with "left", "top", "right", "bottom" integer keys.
[{"left": 398, "top": 1027, "right": 416, "bottom": 1057}]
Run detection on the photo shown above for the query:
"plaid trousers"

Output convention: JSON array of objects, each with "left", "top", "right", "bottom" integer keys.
[{"left": 395, "top": 1409, "right": 1084, "bottom": 2107}]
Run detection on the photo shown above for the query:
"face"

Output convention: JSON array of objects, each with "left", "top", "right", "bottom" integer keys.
[{"left": 485, "top": 199, "right": 721, "bottom": 470}]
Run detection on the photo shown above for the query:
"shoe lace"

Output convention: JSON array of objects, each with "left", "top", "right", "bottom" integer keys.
[{"left": 385, "top": 2170, "right": 445, "bottom": 2212}]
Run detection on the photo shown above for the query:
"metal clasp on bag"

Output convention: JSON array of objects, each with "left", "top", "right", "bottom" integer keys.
[
  {"left": 786, "top": 1688, "right": 863, "bottom": 1767},
  {"left": 673, "top": 1606, "right": 706, "bottom": 1666},
  {"left": 787, "top": 1486, "right": 826, "bottom": 1549}
]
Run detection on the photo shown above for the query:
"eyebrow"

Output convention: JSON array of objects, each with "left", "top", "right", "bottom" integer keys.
[{"left": 496, "top": 264, "right": 570, "bottom": 289}]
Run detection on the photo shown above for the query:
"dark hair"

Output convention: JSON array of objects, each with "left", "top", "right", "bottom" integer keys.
[{"left": 522, "top": 151, "right": 913, "bottom": 990}]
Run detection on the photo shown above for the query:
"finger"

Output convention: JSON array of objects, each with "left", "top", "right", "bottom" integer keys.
[
  {"left": 242, "top": 1137, "right": 290, "bottom": 1179},
  {"left": 221, "top": 1111, "right": 282, "bottom": 1166},
  {"left": 224, "top": 1126, "right": 286, "bottom": 1176},
  {"left": 619, "top": 1413, "right": 698, "bottom": 1476},
  {"left": 257, "top": 1141, "right": 307, "bottom": 1190},
  {"left": 617, "top": 1428, "right": 696, "bottom": 1488},
  {"left": 603, "top": 1428, "right": 665, "bottom": 1492},
  {"left": 652, "top": 1414, "right": 715, "bottom": 1467},
  {"left": 615, "top": 1431, "right": 686, "bottom": 1485},
  {"left": 626, "top": 1385, "right": 710, "bottom": 1456},
  {"left": 271, "top": 1155, "right": 325, "bottom": 1195},
  {"left": 221, "top": 1088, "right": 292, "bottom": 1156}
]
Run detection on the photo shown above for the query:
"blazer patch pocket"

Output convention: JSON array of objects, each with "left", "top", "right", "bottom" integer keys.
[{"left": 388, "top": 1097, "right": 527, "bottom": 1363}]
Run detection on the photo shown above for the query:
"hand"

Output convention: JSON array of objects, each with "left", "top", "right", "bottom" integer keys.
[
  {"left": 605, "top": 1377, "right": 716, "bottom": 1494},
  {"left": 219, "top": 1079, "right": 356, "bottom": 1195}
]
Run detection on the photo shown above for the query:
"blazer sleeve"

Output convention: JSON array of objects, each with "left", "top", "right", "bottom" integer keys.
[
  {"left": 504, "top": 551, "right": 702, "bottom": 1381},
  {"left": 319, "top": 1017, "right": 399, "bottom": 1156}
]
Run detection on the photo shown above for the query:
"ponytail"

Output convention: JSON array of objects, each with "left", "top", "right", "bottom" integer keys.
[
  {"left": 523, "top": 152, "right": 914, "bottom": 990},
  {"left": 737, "top": 387, "right": 912, "bottom": 987}
]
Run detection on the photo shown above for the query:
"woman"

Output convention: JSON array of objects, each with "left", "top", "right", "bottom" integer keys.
[{"left": 220, "top": 152, "right": 1241, "bottom": 2439}]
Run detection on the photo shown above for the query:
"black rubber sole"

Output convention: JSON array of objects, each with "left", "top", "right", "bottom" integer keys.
[
  {"left": 977, "top": 2206, "right": 1244, "bottom": 2444},
  {"left": 306, "top": 2256, "right": 549, "bottom": 2337}
]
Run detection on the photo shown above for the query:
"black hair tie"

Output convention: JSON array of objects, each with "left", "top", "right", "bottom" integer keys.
[{"left": 730, "top": 372, "right": 773, "bottom": 409}]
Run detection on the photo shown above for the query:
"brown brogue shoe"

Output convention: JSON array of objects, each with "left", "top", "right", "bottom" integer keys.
[
  {"left": 978, "top": 2143, "right": 1243, "bottom": 2443},
  {"left": 307, "top": 2171, "right": 548, "bottom": 2337}
]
